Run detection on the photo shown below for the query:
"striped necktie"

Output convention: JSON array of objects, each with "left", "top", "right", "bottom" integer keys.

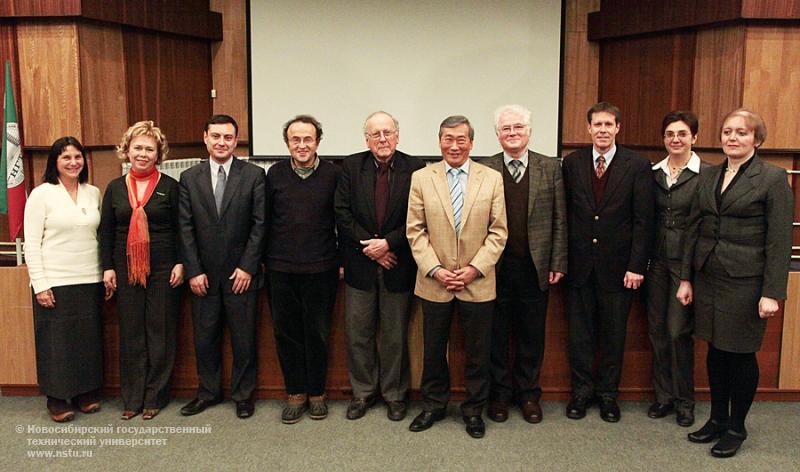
[
  {"left": 215, "top": 166, "right": 226, "bottom": 214},
  {"left": 510, "top": 160, "right": 524, "bottom": 183},
  {"left": 448, "top": 168, "right": 464, "bottom": 236}
]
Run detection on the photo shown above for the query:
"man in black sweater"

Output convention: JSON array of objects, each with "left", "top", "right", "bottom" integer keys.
[{"left": 265, "top": 115, "right": 341, "bottom": 424}]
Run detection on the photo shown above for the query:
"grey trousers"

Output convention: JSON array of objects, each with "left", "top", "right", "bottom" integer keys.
[
  {"left": 344, "top": 269, "right": 412, "bottom": 401},
  {"left": 647, "top": 258, "right": 695, "bottom": 409}
]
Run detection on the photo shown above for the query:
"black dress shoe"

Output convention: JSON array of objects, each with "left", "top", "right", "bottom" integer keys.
[
  {"left": 409, "top": 409, "right": 446, "bottom": 432},
  {"left": 599, "top": 397, "right": 620, "bottom": 423},
  {"left": 386, "top": 401, "right": 407, "bottom": 421},
  {"left": 236, "top": 400, "right": 254, "bottom": 419},
  {"left": 688, "top": 419, "right": 728, "bottom": 443},
  {"left": 487, "top": 400, "right": 509, "bottom": 423},
  {"left": 346, "top": 397, "right": 376, "bottom": 420},
  {"left": 463, "top": 415, "right": 485, "bottom": 439},
  {"left": 180, "top": 397, "right": 222, "bottom": 416},
  {"left": 676, "top": 408, "right": 695, "bottom": 427},
  {"left": 711, "top": 429, "right": 747, "bottom": 458},
  {"left": 566, "top": 396, "right": 589, "bottom": 420},
  {"left": 647, "top": 402, "right": 674, "bottom": 419}
]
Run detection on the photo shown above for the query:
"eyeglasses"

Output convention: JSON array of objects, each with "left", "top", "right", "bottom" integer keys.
[
  {"left": 289, "top": 137, "right": 317, "bottom": 146},
  {"left": 366, "top": 129, "right": 398, "bottom": 141},
  {"left": 664, "top": 131, "right": 692, "bottom": 139},
  {"left": 499, "top": 124, "right": 528, "bottom": 135}
]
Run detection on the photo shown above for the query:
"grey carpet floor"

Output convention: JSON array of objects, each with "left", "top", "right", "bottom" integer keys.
[{"left": 0, "top": 397, "right": 798, "bottom": 471}]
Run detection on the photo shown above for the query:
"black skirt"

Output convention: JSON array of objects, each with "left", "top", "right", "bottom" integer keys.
[
  {"left": 33, "top": 282, "right": 104, "bottom": 399},
  {"left": 693, "top": 252, "right": 765, "bottom": 353}
]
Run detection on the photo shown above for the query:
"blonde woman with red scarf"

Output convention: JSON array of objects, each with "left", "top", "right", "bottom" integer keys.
[{"left": 99, "top": 121, "right": 184, "bottom": 420}]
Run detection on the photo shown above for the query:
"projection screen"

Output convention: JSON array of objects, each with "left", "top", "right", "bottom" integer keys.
[{"left": 249, "top": 0, "right": 564, "bottom": 158}]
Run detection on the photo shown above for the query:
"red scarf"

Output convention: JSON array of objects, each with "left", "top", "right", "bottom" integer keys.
[{"left": 125, "top": 167, "right": 160, "bottom": 287}]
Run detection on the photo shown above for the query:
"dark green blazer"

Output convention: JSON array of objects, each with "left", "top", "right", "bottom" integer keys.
[
  {"left": 482, "top": 150, "right": 568, "bottom": 291},
  {"left": 681, "top": 154, "right": 794, "bottom": 299}
]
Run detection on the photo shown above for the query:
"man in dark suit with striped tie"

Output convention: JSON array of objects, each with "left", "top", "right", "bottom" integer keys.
[
  {"left": 481, "top": 104, "right": 567, "bottom": 425},
  {"left": 561, "top": 102, "right": 654, "bottom": 423}
]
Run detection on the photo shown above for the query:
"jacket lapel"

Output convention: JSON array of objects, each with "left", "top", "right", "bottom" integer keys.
[
  {"left": 459, "top": 161, "right": 484, "bottom": 232},
  {"left": 197, "top": 162, "right": 219, "bottom": 219},
  {"left": 218, "top": 157, "right": 242, "bottom": 218},
  {"left": 577, "top": 151, "right": 597, "bottom": 211},
  {"left": 527, "top": 151, "right": 542, "bottom": 215},
  {"left": 432, "top": 161, "right": 456, "bottom": 231},
  {"left": 721, "top": 156, "right": 761, "bottom": 213},
  {"left": 384, "top": 155, "right": 408, "bottom": 225},
  {"left": 704, "top": 165, "right": 722, "bottom": 215},
  {"left": 360, "top": 156, "right": 378, "bottom": 230},
  {"left": 597, "top": 151, "right": 631, "bottom": 210}
]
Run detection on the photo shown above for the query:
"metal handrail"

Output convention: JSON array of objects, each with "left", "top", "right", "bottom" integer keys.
[{"left": 0, "top": 239, "right": 23, "bottom": 265}]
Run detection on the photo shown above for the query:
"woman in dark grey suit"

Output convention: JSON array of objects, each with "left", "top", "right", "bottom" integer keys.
[
  {"left": 677, "top": 109, "right": 793, "bottom": 458},
  {"left": 646, "top": 111, "right": 708, "bottom": 427}
]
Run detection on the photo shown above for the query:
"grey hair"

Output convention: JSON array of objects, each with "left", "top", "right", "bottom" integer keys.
[
  {"left": 493, "top": 104, "right": 532, "bottom": 133},
  {"left": 363, "top": 111, "right": 400, "bottom": 135},
  {"left": 438, "top": 115, "right": 474, "bottom": 140}
]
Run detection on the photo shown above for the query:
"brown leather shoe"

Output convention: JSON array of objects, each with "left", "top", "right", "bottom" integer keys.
[
  {"left": 519, "top": 399, "right": 543, "bottom": 424},
  {"left": 487, "top": 400, "right": 509, "bottom": 422}
]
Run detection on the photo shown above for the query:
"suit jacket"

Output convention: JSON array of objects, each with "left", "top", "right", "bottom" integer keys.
[
  {"left": 482, "top": 150, "right": 568, "bottom": 291},
  {"left": 406, "top": 159, "right": 508, "bottom": 303},
  {"left": 652, "top": 157, "right": 710, "bottom": 263},
  {"left": 680, "top": 154, "right": 793, "bottom": 299},
  {"left": 562, "top": 145, "right": 654, "bottom": 291},
  {"left": 335, "top": 150, "right": 425, "bottom": 292},
  {"left": 179, "top": 157, "right": 267, "bottom": 294}
]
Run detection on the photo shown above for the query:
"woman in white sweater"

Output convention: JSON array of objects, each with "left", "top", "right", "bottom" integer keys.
[{"left": 24, "top": 136, "right": 111, "bottom": 422}]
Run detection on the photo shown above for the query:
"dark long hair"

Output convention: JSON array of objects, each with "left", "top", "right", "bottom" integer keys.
[{"left": 43, "top": 136, "right": 89, "bottom": 185}]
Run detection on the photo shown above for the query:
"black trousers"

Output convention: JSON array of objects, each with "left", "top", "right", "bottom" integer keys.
[
  {"left": 566, "top": 271, "right": 633, "bottom": 399},
  {"left": 117, "top": 267, "right": 181, "bottom": 410},
  {"left": 420, "top": 297, "right": 493, "bottom": 416},
  {"left": 490, "top": 255, "right": 548, "bottom": 402},
  {"left": 191, "top": 287, "right": 259, "bottom": 402},
  {"left": 269, "top": 269, "right": 339, "bottom": 396},
  {"left": 646, "top": 258, "right": 695, "bottom": 410}
]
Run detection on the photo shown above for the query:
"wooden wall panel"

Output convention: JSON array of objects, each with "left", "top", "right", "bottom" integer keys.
[
  {"left": 0, "top": 266, "right": 37, "bottom": 384},
  {"left": 123, "top": 27, "right": 212, "bottom": 144},
  {"left": 77, "top": 22, "right": 128, "bottom": 146},
  {"left": 562, "top": 0, "right": 600, "bottom": 145},
  {"left": 0, "top": 0, "right": 81, "bottom": 17},
  {"left": 599, "top": 32, "right": 695, "bottom": 147},
  {"left": 779, "top": 273, "right": 800, "bottom": 388},
  {"left": 742, "top": 0, "right": 800, "bottom": 17},
  {"left": 16, "top": 21, "right": 82, "bottom": 146},
  {"left": 210, "top": 0, "right": 248, "bottom": 143},
  {"left": 742, "top": 26, "right": 800, "bottom": 150},
  {"left": 692, "top": 26, "right": 745, "bottom": 148}
]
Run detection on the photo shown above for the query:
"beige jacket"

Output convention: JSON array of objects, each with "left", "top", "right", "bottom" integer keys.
[{"left": 406, "top": 160, "right": 507, "bottom": 302}]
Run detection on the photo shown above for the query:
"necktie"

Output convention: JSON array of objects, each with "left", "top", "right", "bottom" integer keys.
[
  {"left": 595, "top": 155, "right": 606, "bottom": 179},
  {"left": 510, "top": 160, "right": 524, "bottom": 183},
  {"left": 374, "top": 161, "right": 390, "bottom": 230},
  {"left": 215, "top": 166, "right": 226, "bottom": 214},
  {"left": 449, "top": 168, "right": 464, "bottom": 236}
]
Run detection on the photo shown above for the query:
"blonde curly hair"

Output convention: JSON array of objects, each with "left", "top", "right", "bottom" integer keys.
[{"left": 117, "top": 120, "right": 170, "bottom": 163}]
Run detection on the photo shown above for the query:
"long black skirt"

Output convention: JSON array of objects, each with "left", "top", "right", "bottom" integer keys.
[{"left": 33, "top": 282, "right": 104, "bottom": 399}]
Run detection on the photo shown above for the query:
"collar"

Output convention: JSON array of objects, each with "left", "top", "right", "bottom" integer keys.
[
  {"left": 209, "top": 156, "right": 234, "bottom": 175},
  {"left": 373, "top": 154, "right": 395, "bottom": 169},
  {"left": 652, "top": 151, "right": 701, "bottom": 175},
  {"left": 444, "top": 158, "right": 471, "bottom": 175},
  {"left": 592, "top": 145, "right": 616, "bottom": 163},
  {"left": 291, "top": 154, "right": 320, "bottom": 172},
  {"left": 503, "top": 150, "right": 529, "bottom": 168}
]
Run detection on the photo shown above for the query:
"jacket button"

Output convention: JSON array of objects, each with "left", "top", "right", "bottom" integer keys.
[
  {"left": 594, "top": 215, "right": 599, "bottom": 221},
  {"left": 592, "top": 238, "right": 598, "bottom": 244}
]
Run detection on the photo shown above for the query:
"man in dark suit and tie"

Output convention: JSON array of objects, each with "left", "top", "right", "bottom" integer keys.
[
  {"left": 482, "top": 104, "right": 567, "bottom": 424},
  {"left": 335, "top": 111, "right": 425, "bottom": 421},
  {"left": 178, "top": 114, "right": 266, "bottom": 419},
  {"left": 406, "top": 116, "right": 507, "bottom": 439},
  {"left": 562, "top": 102, "right": 654, "bottom": 422}
]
